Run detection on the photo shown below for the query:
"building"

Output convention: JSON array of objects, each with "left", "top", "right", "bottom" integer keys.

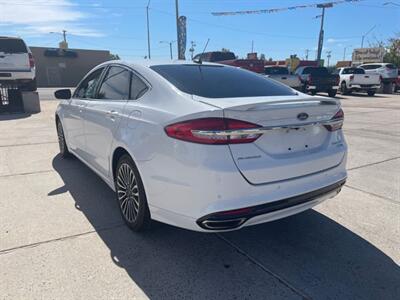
[{"left": 30, "top": 47, "right": 111, "bottom": 87}]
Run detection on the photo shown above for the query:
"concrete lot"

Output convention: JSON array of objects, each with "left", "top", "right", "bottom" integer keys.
[{"left": 1, "top": 90, "right": 399, "bottom": 299}]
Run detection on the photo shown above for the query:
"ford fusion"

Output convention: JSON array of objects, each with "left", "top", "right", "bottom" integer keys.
[{"left": 55, "top": 61, "right": 347, "bottom": 232}]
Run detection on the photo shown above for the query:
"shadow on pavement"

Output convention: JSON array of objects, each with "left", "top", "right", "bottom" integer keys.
[
  {"left": 0, "top": 112, "right": 31, "bottom": 121},
  {"left": 50, "top": 154, "right": 400, "bottom": 300}
]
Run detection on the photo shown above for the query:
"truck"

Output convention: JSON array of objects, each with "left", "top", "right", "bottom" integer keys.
[
  {"left": 264, "top": 66, "right": 302, "bottom": 90},
  {"left": 337, "top": 67, "right": 380, "bottom": 96},
  {"left": 0, "top": 36, "right": 36, "bottom": 91},
  {"left": 193, "top": 51, "right": 265, "bottom": 74},
  {"left": 295, "top": 66, "right": 339, "bottom": 97}
]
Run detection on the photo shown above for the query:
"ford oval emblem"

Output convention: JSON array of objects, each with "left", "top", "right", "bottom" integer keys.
[{"left": 297, "top": 112, "right": 309, "bottom": 121}]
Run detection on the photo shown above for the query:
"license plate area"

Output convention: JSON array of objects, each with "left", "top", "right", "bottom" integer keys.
[{"left": 255, "top": 125, "right": 327, "bottom": 155}]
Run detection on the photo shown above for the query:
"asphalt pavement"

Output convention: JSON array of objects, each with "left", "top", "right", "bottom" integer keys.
[{"left": 0, "top": 90, "right": 399, "bottom": 299}]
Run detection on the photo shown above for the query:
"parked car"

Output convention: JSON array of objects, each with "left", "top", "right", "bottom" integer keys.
[
  {"left": 395, "top": 70, "right": 400, "bottom": 92},
  {"left": 0, "top": 36, "right": 36, "bottom": 91},
  {"left": 219, "top": 58, "right": 265, "bottom": 73},
  {"left": 295, "top": 66, "right": 339, "bottom": 97},
  {"left": 337, "top": 67, "right": 380, "bottom": 96},
  {"left": 55, "top": 61, "right": 347, "bottom": 232},
  {"left": 264, "top": 66, "right": 302, "bottom": 90},
  {"left": 359, "top": 63, "right": 398, "bottom": 88}
]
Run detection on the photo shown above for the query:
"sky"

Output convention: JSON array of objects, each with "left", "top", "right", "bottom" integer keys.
[{"left": 0, "top": 0, "right": 399, "bottom": 64}]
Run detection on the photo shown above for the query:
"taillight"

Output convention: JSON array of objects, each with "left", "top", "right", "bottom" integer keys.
[
  {"left": 324, "top": 109, "right": 344, "bottom": 132},
  {"left": 28, "top": 53, "right": 35, "bottom": 68},
  {"left": 308, "top": 74, "right": 312, "bottom": 84},
  {"left": 336, "top": 75, "right": 340, "bottom": 85},
  {"left": 164, "top": 118, "right": 262, "bottom": 144},
  {"left": 379, "top": 75, "right": 382, "bottom": 82},
  {"left": 349, "top": 75, "right": 354, "bottom": 81}
]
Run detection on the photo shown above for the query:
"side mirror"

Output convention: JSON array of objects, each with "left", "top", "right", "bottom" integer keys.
[{"left": 55, "top": 89, "right": 71, "bottom": 100}]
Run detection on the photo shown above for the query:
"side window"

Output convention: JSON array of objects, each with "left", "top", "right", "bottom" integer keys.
[
  {"left": 75, "top": 68, "right": 104, "bottom": 99},
  {"left": 130, "top": 73, "right": 149, "bottom": 100},
  {"left": 97, "top": 66, "right": 130, "bottom": 100}
]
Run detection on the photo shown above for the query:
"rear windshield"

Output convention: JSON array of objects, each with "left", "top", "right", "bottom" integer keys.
[
  {"left": 342, "top": 68, "right": 365, "bottom": 74},
  {"left": 264, "top": 67, "right": 289, "bottom": 75},
  {"left": 303, "top": 67, "right": 329, "bottom": 75},
  {"left": 386, "top": 64, "right": 396, "bottom": 69},
  {"left": 150, "top": 64, "right": 296, "bottom": 98},
  {"left": 0, "top": 38, "right": 27, "bottom": 53}
]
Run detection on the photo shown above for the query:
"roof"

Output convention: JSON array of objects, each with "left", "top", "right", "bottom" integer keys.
[{"left": 100, "top": 59, "right": 224, "bottom": 68}]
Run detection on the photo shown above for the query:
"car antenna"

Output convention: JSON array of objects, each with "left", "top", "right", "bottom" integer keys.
[{"left": 194, "top": 38, "right": 210, "bottom": 64}]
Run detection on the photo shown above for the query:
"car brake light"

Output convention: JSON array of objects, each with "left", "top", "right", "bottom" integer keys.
[
  {"left": 336, "top": 75, "right": 340, "bottom": 85},
  {"left": 308, "top": 75, "right": 312, "bottom": 84},
  {"left": 28, "top": 53, "right": 35, "bottom": 68},
  {"left": 324, "top": 109, "right": 344, "bottom": 132},
  {"left": 379, "top": 75, "right": 382, "bottom": 82},
  {"left": 350, "top": 75, "right": 354, "bottom": 81},
  {"left": 165, "top": 118, "right": 262, "bottom": 144}
]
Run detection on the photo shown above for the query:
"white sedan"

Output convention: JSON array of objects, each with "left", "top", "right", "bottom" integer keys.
[{"left": 55, "top": 60, "right": 347, "bottom": 232}]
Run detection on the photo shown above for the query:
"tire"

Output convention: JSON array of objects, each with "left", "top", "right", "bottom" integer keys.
[
  {"left": 115, "top": 154, "right": 151, "bottom": 232},
  {"left": 328, "top": 90, "right": 337, "bottom": 98},
  {"left": 20, "top": 78, "right": 37, "bottom": 92},
  {"left": 341, "top": 82, "right": 349, "bottom": 95},
  {"left": 56, "top": 120, "right": 71, "bottom": 158}
]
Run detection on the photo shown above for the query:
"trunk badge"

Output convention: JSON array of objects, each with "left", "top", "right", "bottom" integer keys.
[{"left": 297, "top": 112, "right": 309, "bottom": 121}]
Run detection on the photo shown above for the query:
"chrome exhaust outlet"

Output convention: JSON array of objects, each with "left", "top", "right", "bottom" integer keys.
[{"left": 200, "top": 218, "right": 247, "bottom": 230}]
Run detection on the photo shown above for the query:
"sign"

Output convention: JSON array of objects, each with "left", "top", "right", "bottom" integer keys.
[
  {"left": 352, "top": 47, "right": 385, "bottom": 63},
  {"left": 177, "top": 16, "right": 186, "bottom": 60}
]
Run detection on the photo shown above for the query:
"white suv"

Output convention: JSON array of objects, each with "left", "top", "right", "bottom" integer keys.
[
  {"left": 359, "top": 63, "right": 398, "bottom": 84},
  {"left": 0, "top": 36, "right": 36, "bottom": 91}
]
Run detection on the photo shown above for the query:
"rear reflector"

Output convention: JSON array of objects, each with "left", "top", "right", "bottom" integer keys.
[
  {"left": 324, "top": 109, "right": 344, "bottom": 131},
  {"left": 165, "top": 118, "right": 261, "bottom": 144}
]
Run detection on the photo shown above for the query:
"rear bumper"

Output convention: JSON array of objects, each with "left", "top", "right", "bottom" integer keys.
[
  {"left": 308, "top": 85, "right": 338, "bottom": 91},
  {"left": 349, "top": 84, "right": 380, "bottom": 90},
  {"left": 0, "top": 70, "right": 35, "bottom": 82},
  {"left": 197, "top": 179, "right": 345, "bottom": 230}
]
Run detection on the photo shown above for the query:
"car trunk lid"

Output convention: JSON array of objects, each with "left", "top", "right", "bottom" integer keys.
[{"left": 195, "top": 95, "right": 345, "bottom": 184}]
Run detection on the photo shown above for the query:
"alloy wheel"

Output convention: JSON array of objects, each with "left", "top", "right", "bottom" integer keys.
[{"left": 117, "top": 163, "right": 140, "bottom": 223}]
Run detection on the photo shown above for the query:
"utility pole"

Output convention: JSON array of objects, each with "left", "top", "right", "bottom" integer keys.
[
  {"left": 326, "top": 50, "right": 332, "bottom": 67},
  {"left": 160, "top": 41, "right": 176, "bottom": 60},
  {"left": 361, "top": 25, "right": 376, "bottom": 48},
  {"left": 305, "top": 49, "right": 310, "bottom": 60},
  {"left": 146, "top": 0, "right": 151, "bottom": 59},
  {"left": 343, "top": 45, "right": 352, "bottom": 61},
  {"left": 62, "top": 30, "right": 67, "bottom": 43},
  {"left": 251, "top": 40, "right": 254, "bottom": 53},
  {"left": 175, "top": 0, "right": 180, "bottom": 59},
  {"left": 316, "top": 3, "right": 332, "bottom": 64}
]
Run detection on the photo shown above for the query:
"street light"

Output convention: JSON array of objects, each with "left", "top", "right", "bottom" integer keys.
[
  {"left": 160, "top": 41, "right": 176, "bottom": 60},
  {"left": 146, "top": 0, "right": 151, "bottom": 59},
  {"left": 343, "top": 45, "right": 352, "bottom": 61},
  {"left": 361, "top": 25, "right": 377, "bottom": 48}
]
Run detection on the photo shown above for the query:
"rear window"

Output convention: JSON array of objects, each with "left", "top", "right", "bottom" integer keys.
[
  {"left": 361, "top": 65, "right": 380, "bottom": 70},
  {"left": 150, "top": 64, "right": 296, "bottom": 98},
  {"left": 386, "top": 64, "right": 396, "bottom": 69},
  {"left": 303, "top": 67, "right": 329, "bottom": 75},
  {"left": 342, "top": 68, "right": 365, "bottom": 75},
  {"left": 0, "top": 38, "right": 27, "bottom": 53},
  {"left": 264, "top": 67, "right": 289, "bottom": 75}
]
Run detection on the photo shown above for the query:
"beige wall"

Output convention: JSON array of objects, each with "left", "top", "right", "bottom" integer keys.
[{"left": 30, "top": 47, "right": 110, "bottom": 87}]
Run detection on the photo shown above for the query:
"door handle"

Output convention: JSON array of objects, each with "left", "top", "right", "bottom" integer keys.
[{"left": 106, "top": 110, "right": 119, "bottom": 121}]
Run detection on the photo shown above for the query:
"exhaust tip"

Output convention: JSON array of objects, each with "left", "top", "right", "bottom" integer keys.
[{"left": 199, "top": 218, "right": 247, "bottom": 230}]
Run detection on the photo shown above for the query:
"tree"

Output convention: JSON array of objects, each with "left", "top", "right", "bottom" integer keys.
[
  {"left": 383, "top": 35, "right": 400, "bottom": 67},
  {"left": 109, "top": 53, "right": 120, "bottom": 60}
]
